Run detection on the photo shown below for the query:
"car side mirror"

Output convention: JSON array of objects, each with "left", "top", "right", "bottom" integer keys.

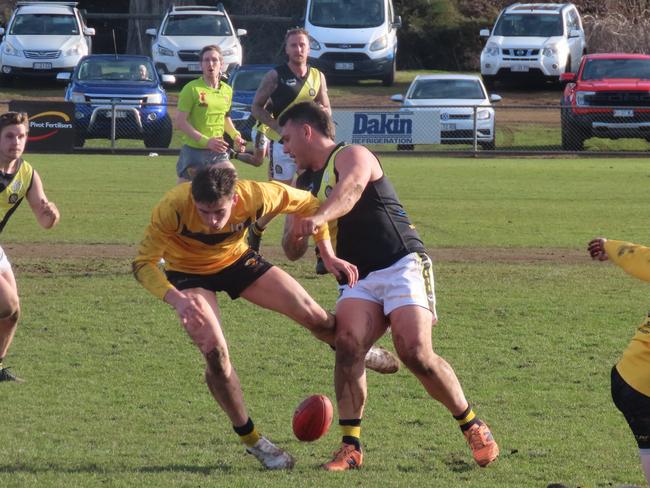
[
  {"left": 236, "top": 28, "right": 247, "bottom": 37},
  {"left": 390, "top": 94, "right": 404, "bottom": 102},
  {"left": 560, "top": 72, "right": 576, "bottom": 83},
  {"left": 146, "top": 28, "right": 157, "bottom": 37},
  {"left": 161, "top": 74, "right": 176, "bottom": 85},
  {"left": 0, "top": 27, "right": 5, "bottom": 36},
  {"left": 56, "top": 72, "right": 71, "bottom": 82},
  {"left": 489, "top": 94, "right": 502, "bottom": 103},
  {"left": 480, "top": 29, "right": 490, "bottom": 37},
  {"left": 568, "top": 29, "right": 581, "bottom": 38},
  {"left": 83, "top": 27, "right": 95, "bottom": 36},
  {"left": 392, "top": 15, "right": 402, "bottom": 29}
]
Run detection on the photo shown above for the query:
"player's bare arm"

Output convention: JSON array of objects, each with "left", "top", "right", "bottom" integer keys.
[
  {"left": 588, "top": 237, "right": 608, "bottom": 261},
  {"left": 282, "top": 214, "right": 309, "bottom": 260},
  {"left": 26, "top": 170, "right": 59, "bottom": 229},
  {"left": 251, "top": 70, "right": 280, "bottom": 133},
  {"left": 225, "top": 116, "right": 246, "bottom": 152},
  {"left": 316, "top": 73, "right": 331, "bottom": 115},
  {"left": 316, "top": 238, "right": 358, "bottom": 286}
]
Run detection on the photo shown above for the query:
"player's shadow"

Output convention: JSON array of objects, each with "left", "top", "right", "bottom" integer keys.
[
  {"left": 0, "top": 462, "right": 233, "bottom": 475},
  {"left": 135, "top": 463, "right": 233, "bottom": 474}
]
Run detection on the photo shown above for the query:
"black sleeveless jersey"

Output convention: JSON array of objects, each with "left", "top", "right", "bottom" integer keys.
[
  {"left": 270, "top": 63, "right": 320, "bottom": 118},
  {"left": 296, "top": 144, "right": 425, "bottom": 279}
]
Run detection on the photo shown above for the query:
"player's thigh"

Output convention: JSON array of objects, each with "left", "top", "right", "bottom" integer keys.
[
  {"left": 336, "top": 298, "right": 387, "bottom": 350},
  {"left": 0, "top": 250, "right": 19, "bottom": 312},
  {"left": 389, "top": 304, "right": 435, "bottom": 355},
  {"left": 240, "top": 266, "right": 325, "bottom": 322},
  {"left": 180, "top": 287, "right": 229, "bottom": 355}
]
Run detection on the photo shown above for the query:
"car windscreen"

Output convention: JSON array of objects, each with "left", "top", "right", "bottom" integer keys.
[
  {"left": 231, "top": 70, "right": 266, "bottom": 92},
  {"left": 410, "top": 80, "right": 485, "bottom": 100},
  {"left": 162, "top": 14, "right": 232, "bottom": 36},
  {"left": 493, "top": 13, "right": 563, "bottom": 37},
  {"left": 582, "top": 58, "right": 650, "bottom": 80},
  {"left": 77, "top": 60, "right": 156, "bottom": 81},
  {"left": 309, "top": 0, "right": 384, "bottom": 28},
  {"left": 10, "top": 13, "right": 79, "bottom": 35}
]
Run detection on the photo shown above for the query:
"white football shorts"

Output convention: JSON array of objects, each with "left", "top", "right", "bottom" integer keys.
[
  {"left": 337, "top": 252, "right": 437, "bottom": 319},
  {"left": 0, "top": 245, "right": 12, "bottom": 273},
  {"left": 269, "top": 140, "right": 297, "bottom": 182}
]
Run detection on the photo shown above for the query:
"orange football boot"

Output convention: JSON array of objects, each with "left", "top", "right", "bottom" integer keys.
[
  {"left": 463, "top": 420, "right": 499, "bottom": 467},
  {"left": 322, "top": 443, "right": 363, "bottom": 471}
]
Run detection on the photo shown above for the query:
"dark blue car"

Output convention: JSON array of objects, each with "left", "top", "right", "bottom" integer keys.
[
  {"left": 228, "top": 64, "right": 273, "bottom": 140},
  {"left": 57, "top": 54, "right": 175, "bottom": 148}
]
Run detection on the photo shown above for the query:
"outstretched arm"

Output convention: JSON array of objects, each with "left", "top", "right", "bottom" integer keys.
[
  {"left": 589, "top": 237, "right": 650, "bottom": 283},
  {"left": 26, "top": 170, "right": 59, "bottom": 229}
]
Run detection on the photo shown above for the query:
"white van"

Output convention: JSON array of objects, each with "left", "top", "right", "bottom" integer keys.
[{"left": 304, "top": 0, "right": 401, "bottom": 86}]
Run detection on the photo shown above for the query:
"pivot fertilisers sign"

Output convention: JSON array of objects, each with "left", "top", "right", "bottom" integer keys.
[
  {"left": 9, "top": 100, "right": 75, "bottom": 153},
  {"left": 332, "top": 110, "right": 440, "bottom": 145}
]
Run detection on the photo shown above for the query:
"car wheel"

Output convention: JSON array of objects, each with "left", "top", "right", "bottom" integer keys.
[
  {"left": 397, "top": 144, "right": 414, "bottom": 151},
  {"left": 144, "top": 114, "right": 173, "bottom": 148},
  {"left": 381, "top": 58, "right": 396, "bottom": 87},
  {"left": 560, "top": 101, "right": 585, "bottom": 151}
]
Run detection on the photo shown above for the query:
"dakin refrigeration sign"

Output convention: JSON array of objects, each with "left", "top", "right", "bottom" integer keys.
[{"left": 333, "top": 110, "right": 440, "bottom": 144}]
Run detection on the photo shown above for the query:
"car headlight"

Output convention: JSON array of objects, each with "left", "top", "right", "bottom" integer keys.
[
  {"left": 370, "top": 35, "right": 388, "bottom": 52},
  {"left": 309, "top": 35, "right": 321, "bottom": 51},
  {"left": 157, "top": 45, "right": 174, "bottom": 57},
  {"left": 483, "top": 42, "right": 499, "bottom": 56},
  {"left": 477, "top": 108, "right": 492, "bottom": 120},
  {"left": 70, "top": 92, "right": 85, "bottom": 103},
  {"left": 147, "top": 93, "right": 163, "bottom": 104},
  {"left": 221, "top": 47, "right": 235, "bottom": 57},
  {"left": 542, "top": 45, "right": 558, "bottom": 57},
  {"left": 575, "top": 91, "right": 595, "bottom": 107},
  {"left": 64, "top": 43, "right": 83, "bottom": 57},
  {"left": 3, "top": 42, "right": 20, "bottom": 56}
]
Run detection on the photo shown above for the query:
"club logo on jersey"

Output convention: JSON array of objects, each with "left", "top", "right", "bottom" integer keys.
[
  {"left": 199, "top": 91, "right": 208, "bottom": 107},
  {"left": 10, "top": 180, "right": 22, "bottom": 193},
  {"left": 244, "top": 256, "right": 258, "bottom": 267},
  {"left": 285, "top": 78, "right": 297, "bottom": 87},
  {"left": 309, "top": 88, "right": 316, "bottom": 97},
  {"left": 8, "top": 193, "right": 18, "bottom": 204},
  {"left": 275, "top": 164, "right": 283, "bottom": 175},
  {"left": 230, "top": 222, "right": 246, "bottom": 232},
  {"left": 325, "top": 185, "right": 333, "bottom": 197}
]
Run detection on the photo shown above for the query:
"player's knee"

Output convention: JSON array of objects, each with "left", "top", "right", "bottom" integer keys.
[
  {"left": 334, "top": 332, "right": 367, "bottom": 367},
  {"left": 395, "top": 341, "right": 435, "bottom": 376},
  {"left": 205, "top": 345, "right": 231, "bottom": 378},
  {"left": 0, "top": 297, "right": 19, "bottom": 323}
]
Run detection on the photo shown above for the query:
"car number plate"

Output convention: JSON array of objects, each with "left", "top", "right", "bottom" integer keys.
[
  {"left": 106, "top": 110, "right": 127, "bottom": 119},
  {"left": 188, "top": 63, "right": 201, "bottom": 72},
  {"left": 33, "top": 62, "right": 52, "bottom": 70},
  {"left": 613, "top": 109, "right": 634, "bottom": 117},
  {"left": 511, "top": 65, "right": 529, "bottom": 72},
  {"left": 335, "top": 62, "right": 354, "bottom": 70},
  {"left": 441, "top": 123, "right": 456, "bottom": 131}
]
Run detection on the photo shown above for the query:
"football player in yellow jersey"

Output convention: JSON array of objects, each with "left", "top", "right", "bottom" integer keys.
[
  {"left": 0, "top": 112, "right": 60, "bottom": 383},
  {"left": 132, "top": 165, "right": 397, "bottom": 470},
  {"left": 588, "top": 237, "right": 650, "bottom": 485},
  {"left": 174, "top": 45, "right": 247, "bottom": 182}
]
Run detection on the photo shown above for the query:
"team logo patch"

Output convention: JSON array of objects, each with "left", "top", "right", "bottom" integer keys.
[
  {"left": 8, "top": 193, "right": 18, "bottom": 204},
  {"left": 199, "top": 91, "right": 208, "bottom": 107},
  {"left": 244, "top": 257, "right": 258, "bottom": 267},
  {"left": 275, "top": 164, "right": 283, "bottom": 175},
  {"left": 10, "top": 180, "right": 22, "bottom": 193},
  {"left": 325, "top": 185, "right": 333, "bottom": 197},
  {"left": 309, "top": 88, "right": 316, "bottom": 97},
  {"left": 286, "top": 78, "right": 297, "bottom": 87}
]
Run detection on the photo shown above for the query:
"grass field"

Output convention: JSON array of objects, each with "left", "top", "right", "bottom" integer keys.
[{"left": 1, "top": 153, "right": 648, "bottom": 487}]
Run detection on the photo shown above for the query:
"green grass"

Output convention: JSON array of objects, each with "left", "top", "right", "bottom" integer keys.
[{"left": 0, "top": 154, "right": 648, "bottom": 487}]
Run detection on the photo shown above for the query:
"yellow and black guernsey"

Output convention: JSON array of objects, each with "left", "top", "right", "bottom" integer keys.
[
  {"left": 603, "top": 239, "right": 650, "bottom": 397},
  {"left": 296, "top": 143, "right": 425, "bottom": 280},
  {"left": 133, "top": 180, "right": 329, "bottom": 300},
  {"left": 0, "top": 158, "right": 34, "bottom": 233},
  {"left": 262, "top": 63, "right": 321, "bottom": 142}
]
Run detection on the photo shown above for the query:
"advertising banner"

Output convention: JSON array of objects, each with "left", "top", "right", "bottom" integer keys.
[
  {"left": 332, "top": 110, "right": 440, "bottom": 145},
  {"left": 8, "top": 100, "right": 75, "bottom": 153}
]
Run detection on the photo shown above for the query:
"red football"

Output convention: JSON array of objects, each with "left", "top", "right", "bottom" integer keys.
[{"left": 292, "top": 394, "right": 334, "bottom": 442}]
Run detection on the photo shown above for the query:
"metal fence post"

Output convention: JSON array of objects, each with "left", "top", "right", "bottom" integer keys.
[
  {"left": 472, "top": 105, "right": 478, "bottom": 153},
  {"left": 110, "top": 101, "right": 116, "bottom": 150}
]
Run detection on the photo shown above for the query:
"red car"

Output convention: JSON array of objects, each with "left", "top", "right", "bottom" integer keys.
[{"left": 560, "top": 53, "right": 650, "bottom": 150}]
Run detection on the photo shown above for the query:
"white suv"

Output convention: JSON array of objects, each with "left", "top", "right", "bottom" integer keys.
[
  {"left": 479, "top": 3, "right": 585, "bottom": 85},
  {"left": 146, "top": 4, "right": 246, "bottom": 78},
  {"left": 0, "top": 1, "right": 95, "bottom": 80}
]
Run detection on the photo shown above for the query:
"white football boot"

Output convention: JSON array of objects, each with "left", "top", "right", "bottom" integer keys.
[
  {"left": 364, "top": 345, "right": 400, "bottom": 374},
  {"left": 246, "top": 436, "right": 295, "bottom": 470}
]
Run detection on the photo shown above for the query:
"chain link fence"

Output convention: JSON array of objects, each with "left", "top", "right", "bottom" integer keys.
[{"left": 5, "top": 99, "right": 650, "bottom": 154}]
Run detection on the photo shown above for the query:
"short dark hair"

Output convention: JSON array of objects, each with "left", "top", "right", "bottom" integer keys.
[
  {"left": 278, "top": 101, "right": 335, "bottom": 140},
  {"left": 0, "top": 111, "right": 29, "bottom": 135},
  {"left": 285, "top": 27, "right": 309, "bottom": 43},
  {"left": 199, "top": 45, "right": 223, "bottom": 63},
  {"left": 191, "top": 166, "right": 237, "bottom": 204}
]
